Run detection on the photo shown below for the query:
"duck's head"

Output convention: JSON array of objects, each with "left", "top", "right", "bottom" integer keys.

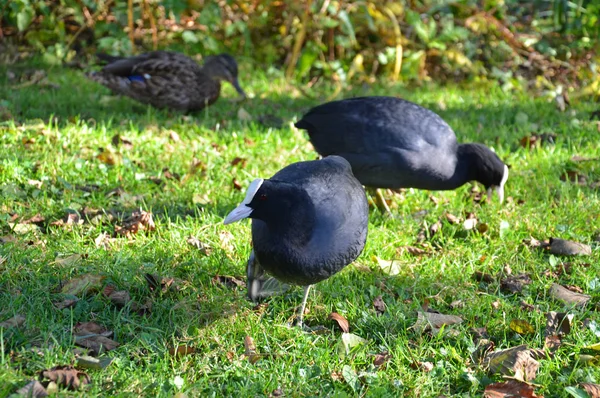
[
  {"left": 461, "top": 143, "right": 509, "bottom": 203},
  {"left": 203, "top": 53, "right": 246, "bottom": 98}
]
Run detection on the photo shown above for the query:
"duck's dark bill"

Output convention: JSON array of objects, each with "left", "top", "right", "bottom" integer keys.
[{"left": 232, "top": 78, "right": 246, "bottom": 98}]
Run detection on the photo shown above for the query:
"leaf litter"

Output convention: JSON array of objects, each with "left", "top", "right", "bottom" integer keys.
[
  {"left": 483, "top": 344, "right": 543, "bottom": 381},
  {"left": 40, "top": 366, "right": 90, "bottom": 390},
  {"left": 73, "top": 322, "right": 119, "bottom": 356}
]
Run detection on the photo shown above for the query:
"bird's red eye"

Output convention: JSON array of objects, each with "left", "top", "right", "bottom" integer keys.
[{"left": 259, "top": 194, "right": 267, "bottom": 201}]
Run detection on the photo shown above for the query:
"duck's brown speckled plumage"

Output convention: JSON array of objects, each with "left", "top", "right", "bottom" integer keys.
[{"left": 88, "top": 51, "right": 245, "bottom": 112}]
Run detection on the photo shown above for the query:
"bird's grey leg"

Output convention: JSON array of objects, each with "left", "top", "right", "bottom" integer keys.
[
  {"left": 368, "top": 188, "right": 391, "bottom": 214},
  {"left": 296, "top": 285, "right": 312, "bottom": 328},
  {"left": 246, "top": 250, "right": 290, "bottom": 302}
]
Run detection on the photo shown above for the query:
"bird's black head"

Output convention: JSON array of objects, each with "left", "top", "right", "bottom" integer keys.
[
  {"left": 223, "top": 179, "right": 314, "bottom": 227},
  {"left": 203, "top": 53, "right": 246, "bottom": 98},
  {"left": 459, "top": 143, "right": 509, "bottom": 202}
]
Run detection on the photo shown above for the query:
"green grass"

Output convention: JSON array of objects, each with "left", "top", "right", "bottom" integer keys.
[{"left": 0, "top": 59, "right": 599, "bottom": 397}]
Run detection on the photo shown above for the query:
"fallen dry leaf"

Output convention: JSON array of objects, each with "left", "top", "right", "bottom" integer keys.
[
  {"left": 545, "top": 311, "right": 573, "bottom": 336},
  {"left": 50, "top": 213, "right": 83, "bottom": 228},
  {"left": 53, "top": 253, "right": 83, "bottom": 267},
  {"left": 397, "top": 245, "right": 428, "bottom": 256},
  {"left": 500, "top": 273, "right": 532, "bottom": 294},
  {"left": 212, "top": 275, "right": 245, "bottom": 288},
  {"left": 169, "top": 345, "right": 197, "bottom": 357},
  {"left": 411, "top": 361, "right": 434, "bottom": 372},
  {"left": 16, "top": 380, "right": 48, "bottom": 397},
  {"left": 483, "top": 345, "right": 540, "bottom": 381},
  {"left": 115, "top": 210, "right": 155, "bottom": 237},
  {"left": 373, "top": 351, "right": 391, "bottom": 367},
  {"left": 463, "top": 218, "right": 478, "bottom": 230},
  {"left": 0, "top": 314, "right": 25, "bottom": 328},
  {"left": 111, "top": 134, "right": 133, "bottom": 149},
  {"left": 237, "top": 107, "right": 252, "bottom": 121},
  {"left": 412, "top": 311, "right": 463, "bottom": 335},
  {"left": 581, "top": 383, "right": 600, "bottom": 397},
  {"left": 483, "top": 380, "right": 541, "bottom": 398},
  {"left": 106, "top": 290, "right": 131, "bottom": 307},
  {"left": 219, "top": 230, "right": 234, "bottom": 252},
  {"left": 561, "top": 170, "right": 587, "bottom": 185},
  {"left": 74, "top": 322, "right": 119, "bottom": 356},
  {"left": 187, "top": 236, "right": 212, "bottom": 255},
  {"left": 76, "top": 355, "right": 113, "bottom": 370},
  {"left": 544, "top": 335, "right": 562, "bottom": 352},
  {"left": 232, "top": 178, "right": 243, "bottom": 191},
  {"left": 40, "top": 366, "right": 90, "bottom": 390},
  {"left": 373, "top": 295, "right": 386, "bottom": 315},
  {"left": 473, "top": 271, "right": 495, "bottom": 283},
  {"left": 547, "top": 238, "right": 591, "bottom": 256},
  {"left": 519, "top": 132, "right": 557, "bottom": 149},
  {"left": 509, "top": 319, "right": 535, "bottom": 335},
  {"left": 230, "top": 157, "right": 247, "bottom": 168},
  {"left": 61, "top": 273, "right": 105, "bottom": 296},
  {"left": 54, "top": 298, "right": 79, "bottom": 310},
  {"left": 244, "top": 335, "right": 260, "bottom": 364},
  {"left": 96, "top": 148, "right": 117, "bottom": 165},
  {"left": 329, "top": 312, "right": 350, "bottom": 333},
  {"left": 445, "top": 213, "right": 460, "bottom": 224},
  {"left": 339, "top": 333, "right": 368, "bottom": 357},
  {"left": 375, "top": 256, "right": 401, "bottom": 276},
  {"left": 550, "top": 283, "right": 590, "bottom": 306}
]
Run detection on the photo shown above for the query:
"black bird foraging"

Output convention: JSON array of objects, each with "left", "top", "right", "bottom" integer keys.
[
  {"left": 295, "top": 96, "right": 509, "bottom": 212},
  {"left": 224, "top": 156, "right": 369, "bottom": 328},
  {"left": 87, "top": 51, "right": 245, "bottom": 112}
]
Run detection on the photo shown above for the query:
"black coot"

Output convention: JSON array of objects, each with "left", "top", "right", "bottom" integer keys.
[
  {"left": 224, "top": 156, "right": 369, "bottom": 327},
  {"left": 295, "top": 96, "right": 509, "bottom": 212}
]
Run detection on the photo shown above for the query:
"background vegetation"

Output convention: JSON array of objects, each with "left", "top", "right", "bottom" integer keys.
[{"left": 2, "top": 0, "right": 599, "bottom": 91}]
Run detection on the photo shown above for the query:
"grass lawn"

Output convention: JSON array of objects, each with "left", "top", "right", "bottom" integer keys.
[{"left": 0, "top": 58, "right": 599, "bottom": 397}]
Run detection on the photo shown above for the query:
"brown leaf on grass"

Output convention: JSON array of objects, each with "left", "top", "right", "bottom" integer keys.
[
  {"left": 473, "top": 271, "right": 495, "bottom": 283},
  {"left": 373, "top": 296, "right": 386, "bottom": 315},
  {"left": 561, "top": 170, "right": 587, "bottom": 185},
  {"left": 0, "top": 235, "right": 18, "bottom": 244},
  {"left": 40, "top": 366, "right": 90, "bottom": 390},
  {"left": 53, "top": 253, "right": 84, "bottom": 267},
  {"left": 373, "top": 351, "right": 391, "bottom": 367},
  {"left": 483, "top": 380, "right": 541, "bottom": 398},
  {"left": 76, "top": 355, "right": 113, "bottom": 370},
  {"left": 50, "top": 213, "right": 83, "bottom": 227},
  {"left": 0, "top": 314, "right": 25, "bottom": 328},
  {"left": 144, "top": 273, "right": 181, "bottom": 294},
  {"left": 212, "top": 275, "right": 245, "bottom": 288},
  {"left": 219, "top": 230, "right": 234, "bottom": 252},
  {"left": 61, "top": 274, "right": 105, "bottom": 296},
  {"left": 549, "top": 283, "right": 590, "bottom": 306},
  {"left": 230, "top": 157, "right": 247, "bottom": 168},
  {"left": 397, "top": 245, "right": 427, "bottom": 256},
  {"left": 106, "top": 290, "right": 131, "bottom": 307},
  {"left": 115, "top": 210, "right": 155, "bottom": 237},
  {"left": 96, "top": 148, "right": 117, "bottom": 165},
  {"left": 412, "top": 311, "right": 463, "bottom": 335},
  {"left": 169, "top": 345, "right": 196, "bottom": 357},
  {"left": 500, "top": 273, "right": 532, "bottom": 294},
  {"left": 429, "top": 220, "right": 442, "bottom": 236},
  {"left": 74, "top": 322, "right": 119, "bottom": 356},
  {"left": 111, "top": 134, "right": 133, "bottom": 149},
  {"left": 483, "top": 345, "right": 540, "bottom": 381},
  {"left": 520, "top": 301, "right": 537, "bottom": 311},
  {"left": 523, "top": 236, "right": 549, "bottom": 248},
  {"left": 54, "top": 298, "right": 79, "bottom": 310},
  {"left": 547, "top": 238, "right": 591, "bottom": 256},
  {"left": 509, "top": 319, "right": 535, "bottom": 335},
  {"left": 16, "top": 380, "right": 48, "bottom": 397},
  {"left": 410, "top": 361, "right": 434, "bottom": 372},
  {"left": 21, "top": 214, "right": 45, "bottom": 224},
  {"left": 186, "top": 236, "right": 212, "bottom": 255},
  {"left": 544, "top": 335, "right": 562, "bottom": 353},
  {"left": 329, "top": 312, "right": 350, "bottom": 333},
  {"left": 519, "top": 132, "right": 557, "bottom": 149},
  {"left": 445, "top": 213, "right": 460, "bottom": 224},
  {"left": 232, "top": 178, "right": 243, "bottom": 191},
  {"left": 94, "top": 232, "right": 115, "bottom": 249},
  {"left": 581, "top": 383, "right": 600, "bottom": 397},
  {"left": 244, "top": 335, "right": 260, "bottom": 364},
  {"left": 545, "top": 311, "right": 573, "bottom": 336}
]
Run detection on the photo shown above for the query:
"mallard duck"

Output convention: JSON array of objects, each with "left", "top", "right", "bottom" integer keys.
[{"left": 87, "top": 51, "right": 245, "bottom": 112}]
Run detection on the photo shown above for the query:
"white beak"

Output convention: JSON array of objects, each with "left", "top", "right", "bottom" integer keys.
[
  {"left": 223, "top": 178, "right": 264, "bottom": 225},
  {"left": 486, "top": 164, "right": 509, "bottom": 204},
  {"left": 223, "top": 204, "right": 253, "bottom": 224}
]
